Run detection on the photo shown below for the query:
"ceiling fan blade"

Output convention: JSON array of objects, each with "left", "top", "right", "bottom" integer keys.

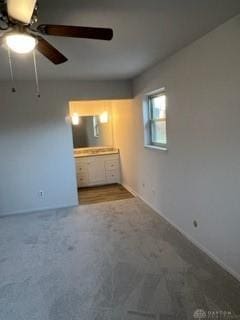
[
  {"left": 36, "top": 37, "right": 68, "bottom": 65},
  {"left": 37, "top": 25, "right": 113, "bottom": 41},
  {"left": 7, "top": 0, "right": 36, "bottom": 24}
]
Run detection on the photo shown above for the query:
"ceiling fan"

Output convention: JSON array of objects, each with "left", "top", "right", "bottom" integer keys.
[{"left": 0, "top": 0, "right": 113, "bottom": 64}]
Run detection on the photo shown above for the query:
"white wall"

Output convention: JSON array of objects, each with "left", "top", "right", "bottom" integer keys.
[
  {"left": 114, "top": 16, "right": 240, "bottom": 279},
  {"left": 0, "top": 80, "right": 131, "bottom": 216}
]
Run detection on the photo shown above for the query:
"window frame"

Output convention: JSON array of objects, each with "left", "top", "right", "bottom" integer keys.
[{"left": 147, "top": 91, "right": 167, "bottom": 149}]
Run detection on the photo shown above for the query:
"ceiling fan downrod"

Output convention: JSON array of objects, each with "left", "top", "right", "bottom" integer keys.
[{"left": 7, "top": 47, "right": 16, "bottom": 92}]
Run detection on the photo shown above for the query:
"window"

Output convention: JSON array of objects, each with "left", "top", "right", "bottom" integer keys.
[{"left": 148, "top": 92, "right": 167, "bottom": 148}]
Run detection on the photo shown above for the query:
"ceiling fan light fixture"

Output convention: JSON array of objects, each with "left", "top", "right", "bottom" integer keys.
[
  {"left": 6, "top": 33, "right": 37, "bottom": 54},
  {"left": 7, "top": 0, "right": 37, "bottom": 24}
]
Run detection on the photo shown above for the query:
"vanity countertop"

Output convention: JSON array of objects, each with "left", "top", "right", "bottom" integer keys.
[{"left": 74, "top": 147, "right": 119, "bottom": 158}]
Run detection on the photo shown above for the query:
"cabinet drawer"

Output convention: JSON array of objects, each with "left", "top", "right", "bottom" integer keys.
[
  {"left": 105, "top": 160, "right": 119, "bottom": 171},
  {"left": 77, "top": 172, "right": 89, "bottom": 186},
  {"left": 106, "top": 170, "right": 120, "bottom": 183},
  {"left": 76, "top": 163, "right": 88, "bottom": 173}
]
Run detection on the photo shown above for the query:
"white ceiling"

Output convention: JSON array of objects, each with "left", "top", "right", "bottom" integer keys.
[{"left": 0, "top": 0, "right": 240, "bottom": 80}]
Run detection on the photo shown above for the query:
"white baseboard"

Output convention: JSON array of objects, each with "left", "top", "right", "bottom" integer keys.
[
  {"left": 122, "top": 183, "right": 240, "bottom": 282},
  {"left": 122, "top": 183, "right": 138, "bottom": 197}
]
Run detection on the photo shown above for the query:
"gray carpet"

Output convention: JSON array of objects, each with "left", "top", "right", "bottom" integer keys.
[{"left": 0, "top": 198, "right": 239, "bottom": 320}]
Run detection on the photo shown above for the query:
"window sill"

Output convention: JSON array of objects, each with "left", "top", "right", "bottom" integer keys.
[{"left": 144, "top": 145, "right": 168, "bottom": 151}]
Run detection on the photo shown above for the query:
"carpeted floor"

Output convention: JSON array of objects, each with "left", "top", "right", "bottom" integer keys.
[{"left": 0, "top": 198, "right": 239, "bottom": 320}]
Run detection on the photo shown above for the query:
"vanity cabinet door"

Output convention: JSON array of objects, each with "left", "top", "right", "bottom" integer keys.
[
  {"left": 75, "top": 154, "right": 120, "bottom": 187},
  {"left": 87, "top": 157, "right": 106, "bottom": 184},
  {"left": 75, "top": 159, "right": 89, "bottom": 187}
]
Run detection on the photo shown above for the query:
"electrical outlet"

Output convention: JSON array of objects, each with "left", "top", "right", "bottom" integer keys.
[{"left": 39, "top": 190, "right": 44, "bottom": 199}]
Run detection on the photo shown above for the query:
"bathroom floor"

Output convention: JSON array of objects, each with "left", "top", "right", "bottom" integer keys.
[{"left": 78, "top": 183, "right": 134, "bottom": 205}]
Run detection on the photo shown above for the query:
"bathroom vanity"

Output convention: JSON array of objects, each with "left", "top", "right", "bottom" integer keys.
[
  {"left": 74, "top": 148, "right": 120, "bottom": 188},
  {"left": 71, "top": 107, "right": 120, "bottom": 188}
]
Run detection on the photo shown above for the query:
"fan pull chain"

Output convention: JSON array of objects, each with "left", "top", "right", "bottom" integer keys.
[
  {"left": 7, "top": 48, "right": 16, "bottom": 93},
  {"left": 33, "top": 50, "right": 40, "bottom": 98}
]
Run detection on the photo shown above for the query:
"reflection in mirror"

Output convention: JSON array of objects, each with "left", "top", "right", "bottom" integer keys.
[{"left": 71, "top": 115, "right": 113, "bottom": 148}]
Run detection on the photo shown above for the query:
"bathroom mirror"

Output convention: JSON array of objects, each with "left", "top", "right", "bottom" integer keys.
[{"left": 71, "top": 115, "right": 113, "bottom": 148}]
